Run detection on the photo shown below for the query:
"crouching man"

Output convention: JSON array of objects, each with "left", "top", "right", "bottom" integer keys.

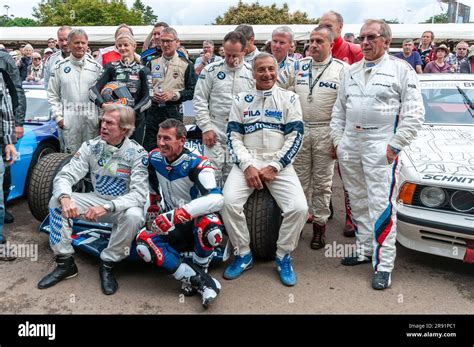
[
  {"left": 222, "top": 53, "right": 307, "bottom": 286},
  {"left": 136, "top": 119, "right": 224, "bottom": 308},
  {"left": 38, "top": 104, "right": 149, "bottom": 295}
]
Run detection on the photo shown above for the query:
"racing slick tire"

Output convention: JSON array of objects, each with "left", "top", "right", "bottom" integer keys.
[
  {"left": 244, "top": 185, "right": 282, "bottom": 260},
  {"left": 27, "top": 152, "right": 72, "bottom": 222}
]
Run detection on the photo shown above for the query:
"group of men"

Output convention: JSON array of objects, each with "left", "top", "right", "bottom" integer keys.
[{"left": 0, "top": 10, "right": 425, "bottom": 309}]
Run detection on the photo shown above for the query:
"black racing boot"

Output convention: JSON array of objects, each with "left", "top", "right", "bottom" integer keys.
[
  {"left": 37, "top": 255, "right": 78, "bottom": 289},
  {"left": 99, "top": 261, "right": 118, "bottom": 295},
  {"left": 174, "top": 259, "right": 221, "bottom": 309}
]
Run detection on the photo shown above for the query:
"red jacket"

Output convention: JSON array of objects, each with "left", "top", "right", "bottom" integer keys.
[{"left": 332, "top": 37, "right": 363, "bottom": 65}]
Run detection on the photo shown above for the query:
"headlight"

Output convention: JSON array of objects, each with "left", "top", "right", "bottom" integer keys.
[
  {"left": 450, "top": 191, "right": 474, "bottom": 213},
  {"left": 419, "top": 187, "right": 446, "bottom": 208}
]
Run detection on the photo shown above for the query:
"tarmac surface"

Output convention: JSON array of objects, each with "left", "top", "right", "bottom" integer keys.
[{"left": 0, "top": 175, "right": 473, "bottom": 314}]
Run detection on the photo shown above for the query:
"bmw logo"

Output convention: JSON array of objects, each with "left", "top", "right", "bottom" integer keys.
[
  {"left": 142, "top": 156, "right": 149, "bottom": 166},
  {"left": 217, "top": 71, "right": 226, "bottom": 80},
  {"left": 302, "top": 63, "right": 310, "bottom": 71},
  {"left": 154, "top": 65, "right": 160, "bottom": 71},
  {"left": 64, "top": 66, "right": 71, "bottom": 73},
  {"left": 98, "top": 158, "right": 105, "bottom": 166},
  {"left": 244, "top": 95, "right": 254, "bottom": 103}
]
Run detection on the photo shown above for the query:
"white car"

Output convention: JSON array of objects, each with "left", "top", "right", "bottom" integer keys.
[{"left": 397, "top": 74, "right": 474, "bottom": 263}]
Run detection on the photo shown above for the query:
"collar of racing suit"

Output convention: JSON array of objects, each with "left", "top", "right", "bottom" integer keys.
[
  {"left": 69, "top": 54, "right": 85, "bottom": 67},
  {"left": 364, "top": 53, "right": 386, "bottom": 69},
  {"left": 226, "top": 60, "right": 244, "bottom": 72},
  {"left": 255, "top": 84, "right": 278, "bottom": 97},
  {"left": 312, "top": 54, "right": 332, "bottom": 68}
]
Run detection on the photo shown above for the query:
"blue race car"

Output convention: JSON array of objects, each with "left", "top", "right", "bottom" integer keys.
[{"left": 9, "top": 84, "right": 59, "bottom": 206}]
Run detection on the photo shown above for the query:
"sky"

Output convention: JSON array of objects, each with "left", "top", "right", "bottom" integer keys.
[{"left": 1, "top": 0, "right": 473, "bottom": 24}]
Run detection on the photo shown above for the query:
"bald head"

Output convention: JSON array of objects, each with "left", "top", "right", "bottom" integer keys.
[{"left": 319, "top": 11, "right": 344, "bottom": 40}]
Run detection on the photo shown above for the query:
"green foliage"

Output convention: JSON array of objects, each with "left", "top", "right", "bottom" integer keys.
[
  {"left": 0, "top": 16, "right": 39, "bottom": 27},
  {"left": 421, "top": 13, "right": 448, "bottom": 24},
  {"left": 215, "top": 1, "right": 319, "bottom": 25},
  {"left": 32, "top": 0, "right": 156, "bottom": 26}
]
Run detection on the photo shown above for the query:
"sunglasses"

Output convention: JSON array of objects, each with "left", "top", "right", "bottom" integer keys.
[{"left": 357, "top": 34, "right": 383, "bottom": 42}]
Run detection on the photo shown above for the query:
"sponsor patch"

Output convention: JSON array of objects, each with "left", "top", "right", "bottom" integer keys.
[
  {"left": 244, "top": 94, "right": 254, "bottom": 103},
  {"left": 265, "top": 109, "right": 282, "bottom": 121},
  {"left": 64, "top": 66, "right": 71, "bottom": 73},
  {"left": 173, "top": 72, "right": 179, "bottom": 79},
  {"left": 154, "top": 64, "right": 160, "bottom": 71},
  {"left": 142, "top": 156, "right": 149, "bottom": 166},
  {"left": 243, "top": 110, "right": 261, "bottom": 118},
  {"left": 152, "top": 73, "right": 162, "bottom": 78},
  {"left": 302, "top": 63, "right": 310, "bottom": 71},
  {"left": 319, "top": 81, "right": 337, "bottom": 90},
  {"left": 217, "top": 71, "right": 226, "bottom": 80},
  {"left": 130, "top": 75, "right": 139, "bottom": 80}
]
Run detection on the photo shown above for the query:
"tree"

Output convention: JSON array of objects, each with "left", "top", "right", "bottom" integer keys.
[
  {"left": 32, "top": 0, "right": 147, "bottom": 26},
  {"left": 421, "top": 13, "right": 448, "bottom": 23},
  {"left": 132, "top": 0, "right": 157, "bottom": 25},
  {"left": 215, "top": 1, "right": 319, "bottom": 25},
  {"left": 1, "top": 17, "right": 39, "bottom": 27}
]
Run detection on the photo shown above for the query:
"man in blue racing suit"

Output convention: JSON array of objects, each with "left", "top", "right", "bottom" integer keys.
[{"left": 136, "top": 119, "right": 224, "bottom": 308}]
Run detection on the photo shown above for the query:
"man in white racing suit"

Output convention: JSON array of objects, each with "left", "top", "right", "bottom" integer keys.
[
  {"left": 48, "top": 29, "right": 103, "bottom": 154},
  {"left": 271, "top": 26, "right": 295, "bottom": 73},
  {"left": 37, "top": 104, "right": 149, "bottom": 295},
  {"left": 135, "top": 119, "right": 224, "bottom": 308},
  {"left": 43, "top": 26, "right": 71, "bottom": 90},
  {"left": 221, "top": 53, "right": 307, "bottom": 287},
  {"left": 279, "top": 26, "right": 347, "bottom": 250},
  {"left": 194, "top": 31, "right": 254, "bottom": 186},
  {"left": 330, "top": 20, "right": 424, "bottom": 290}
]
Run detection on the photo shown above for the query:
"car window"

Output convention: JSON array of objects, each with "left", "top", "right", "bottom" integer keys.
[
  {"left": 421, "top": 86, "right": 474, "bottom": 125},
  {"left": 25, "top": 96, "right": 50, "bottom": 121}
]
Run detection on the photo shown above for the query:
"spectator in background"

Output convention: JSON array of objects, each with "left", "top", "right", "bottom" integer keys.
[
  {"left": 9, "top": 51, "right": 21, "bottom": 69},
  {"left": 261, "top": 40, "right": 272, "bottom": 54},
  {"left": 26, "top": 52, "right": 44, "bottom": 83},
  {"left": 19, "top": 44, "right": 26, "bottom": 57},
  {"left": 218, "top": 46, "right": 225, "bottom": 59},
  {"left": 194, "top": 40, "right": 222, "bottom": 75},
  {"left": 47, "top": 38, "right": 58, "bottom": 52},
  {"left": 319, "top": 11, "right": 363, "bottom": 65},
  {"left": 343, "top": 33, "right": 355, "bottom": 43},
  {"left": 19, "top": 44, "right": 34, "bottom": 81},
  {"left": 446, "top": 41, "right": 469, "bottom": 73},
  {"left": 416, "top": 30, "right": 435, "bottom": 69},
  {"left": 303, "top": 43, "right": 311, "bottom": 57},
  {"left": 235, "top": 24, "right": 261, "bottom": 63},
  {"left": 460, "top": 45, "right": 474, "bottom": 74},
  {"left": 395, "top": 39, "right": 423, "bottom": 74},
  {"left": 91, "top": 50, "right": 100, "bottom": 60},
  {"left": 424, "top": 44, "right": 451, "bottom": 73},
  {"left": 288, "top": 41, "right": 303, "bottom": 60},
  {"left": 141, "top": 22, "right": 170, "bottom": 68},
  {"left": 43, "top": 48, "right": 54, "bottom": 64},
  {"left": 96, "top": 24, "right": 134, "bottom": 67}
]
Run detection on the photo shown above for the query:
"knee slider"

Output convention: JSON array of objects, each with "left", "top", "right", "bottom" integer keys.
[
  {"left": 196, "top": 213, "right": 224, "bottom": 249},
  {"left": 135, "top": 228, "right": 164, "bottom": 267}
]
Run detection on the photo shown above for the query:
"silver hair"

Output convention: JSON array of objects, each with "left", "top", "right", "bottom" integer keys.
[
  {"left": 68, "top": 28, "right": 88, "bottom": 42},
  {"left": 402, "top": 38, "right": 414, "bottom": 45},
  {"left": 101, "top": 104, "right": 136, "bottom": 138},
  {"left": 203, "top": 40, "right": 214, "bottom": 47},
  {"left": 252, "top": 52, "right": 277, "bottom": 71},
  {"left": 272, "top": 26, "right": 294, "bottom": 43},
  {"left": 327, "top": 11, "right": 344, "bottom": 24},
  {"left": 362, "top": 19, "right": 392, "bottom": 40},
  {"left": 161, "top": 27, "right": 179, "bottom": 40}
]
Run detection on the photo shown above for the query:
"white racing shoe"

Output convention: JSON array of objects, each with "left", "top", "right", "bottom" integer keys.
[{"left": 173, "top": 259, "right": 221, "bottom": 309}]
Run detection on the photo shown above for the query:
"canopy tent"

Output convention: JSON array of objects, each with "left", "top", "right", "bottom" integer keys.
[{"left": 1, "top": 23, "right": 473, "bottom": 48}]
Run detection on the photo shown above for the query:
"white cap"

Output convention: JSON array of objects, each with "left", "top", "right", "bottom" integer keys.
[{"left": 44, "top": 48, "right": 54, "bottom": 54}]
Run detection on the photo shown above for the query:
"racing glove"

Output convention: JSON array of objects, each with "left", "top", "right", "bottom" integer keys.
[
  {"left": 152, "top": 207, "right": 192, "bottom": 235},
  {"left": 146, "top": 193, "right": 162, "bottom": 231}
]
